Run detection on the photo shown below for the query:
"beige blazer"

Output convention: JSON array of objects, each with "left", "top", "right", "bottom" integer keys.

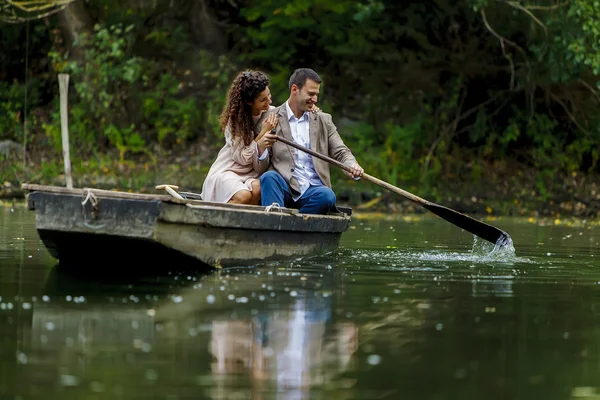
[{"left": 267, "top": 103, "right": 357, "bottom": 194}]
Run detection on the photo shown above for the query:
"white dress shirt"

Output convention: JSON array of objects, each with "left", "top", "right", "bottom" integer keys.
[{"left": 285, "top": 101, "right": 324, "bottom": 200}]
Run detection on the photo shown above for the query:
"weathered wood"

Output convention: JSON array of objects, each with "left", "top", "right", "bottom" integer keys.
[
  {"left": 22, "top": 183, "right": 351, "bottom": 215},
  {"left": 154, "top": 223, "right": 341, "bottom": 268},
  {"left": 29, "top": 191, "right": 160, "bottom": 238},
  {"left": 160, "top": 203, "right": 349, "bottom": 232},
  {"left": 22, "top": 183, "right": 304, "bottom": 214},
  {"left": 23, "top": 183, "right": 172, "bottom": 202},
  {"left": 25, "top": 185, "right": 352, "bottom": 269},
  {"left": 58, "top": 74, "right": 73, "bottom": 189}
]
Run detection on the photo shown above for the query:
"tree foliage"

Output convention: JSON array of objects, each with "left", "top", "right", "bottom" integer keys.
[{"left": 1, "top": 0, "right": 599, "bottom": 189}]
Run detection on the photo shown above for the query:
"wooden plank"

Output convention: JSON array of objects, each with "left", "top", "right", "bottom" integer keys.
[
  {"left": 58, "top": 74, "right": 73, "bottom": 189},
  {"left": 22, "top": 183, "right": 172, "bottom": 202},
  {"left": 21, "top": 184, "right": 299, "bottom": 213},
  {"left": 22, "top": 183, "right": 351, "bottom": 217},
  {"left": 160, "top": 202, "right": 350, "bottom": 232}
]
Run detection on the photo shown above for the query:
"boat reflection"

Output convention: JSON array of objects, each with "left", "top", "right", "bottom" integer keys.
[{"left": 19, "top": 263, "right": 361, "bottom": 398}]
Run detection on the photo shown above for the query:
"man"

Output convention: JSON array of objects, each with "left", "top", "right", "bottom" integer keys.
[{"left": 259, "top": 68, "right": 364, "bottom": 214}]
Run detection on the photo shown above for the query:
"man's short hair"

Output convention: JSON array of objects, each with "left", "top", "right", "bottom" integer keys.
[{"left": 289, "top": 68, "right": 322, "bottom": 90}]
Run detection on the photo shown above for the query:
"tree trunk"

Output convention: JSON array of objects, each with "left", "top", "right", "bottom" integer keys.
[
  {"left": 189, "top": 0, "right": 226, "bottom": 53},
  {"left": 57, "top": 0, "right": 93, "bottom": 64}
]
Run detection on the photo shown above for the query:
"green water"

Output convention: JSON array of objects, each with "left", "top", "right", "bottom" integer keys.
[{"left": 1, "top": 203, "right": 599, "bottom": 399}]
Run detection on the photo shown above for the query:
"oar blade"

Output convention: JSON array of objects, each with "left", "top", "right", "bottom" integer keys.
[{"left": 423, "top": 203, "right": 511, "bottom": 246}]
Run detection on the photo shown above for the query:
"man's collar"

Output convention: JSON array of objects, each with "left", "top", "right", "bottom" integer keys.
[{"left": 286, "top": 100, "right": 308, "bottom": 121}]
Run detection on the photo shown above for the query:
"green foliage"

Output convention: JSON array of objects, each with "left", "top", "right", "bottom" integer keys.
[
  {"left": 195, "top": 53, "right": 239, "bottom": 145},
  {"left": 141, "top": 73, "right": 201, "bottom": 147},
  {"left": 470, "top": 0, "right": 488, "bottom": 12},
  {"left": 0, "top": 81, "right": 24, "bottom": 142},
  {"left": 2, "top": 0, "right": 600, "bottom": 198},
  {"left": 564, "top": 1, "right": 600, "bottom": 83},
  {"left": 49, "top": 23, "right": 145, "bottom": 159},
  {"left": 342, "top": 118, "right": 424, "bottom": 185},
  {"left": 46, "top": 22, "right": 209, "bottom": 160}
]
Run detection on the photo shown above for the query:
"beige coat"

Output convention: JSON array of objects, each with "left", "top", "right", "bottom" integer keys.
[
  {"left": 268, "top": 103, "right": 357, "bottom": 194},
  {"left": 200, "top": 108, "right": 273, "bottom": 202}
]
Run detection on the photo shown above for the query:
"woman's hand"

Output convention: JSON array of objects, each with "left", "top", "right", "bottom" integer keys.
[
  {"left": 311, "top": 105, "right": 322, "bottom": 113},
  {"left": 256, "top": 113, "right": 279, "bottom": 153},
  {"left": 257, "top": 113, "right": 278, "bottom": 137}
]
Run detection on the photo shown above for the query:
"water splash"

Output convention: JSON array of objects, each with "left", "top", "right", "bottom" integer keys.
[{"left": 472, "top": 233, "right": 516, "bottom": 260}]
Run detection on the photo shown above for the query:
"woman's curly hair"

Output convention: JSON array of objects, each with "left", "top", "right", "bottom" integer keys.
[{"left": 219, "top": 70, "right": 270, "bottom": 146}]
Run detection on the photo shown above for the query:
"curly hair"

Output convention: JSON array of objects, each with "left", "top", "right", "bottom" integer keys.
[{"left": 219, "top": 70, "right": 270, "bottom": 146}]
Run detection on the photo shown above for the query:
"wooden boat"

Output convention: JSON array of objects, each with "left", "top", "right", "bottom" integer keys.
[{"left": 22, "top": 183, "right": 352, "bottom": 269}]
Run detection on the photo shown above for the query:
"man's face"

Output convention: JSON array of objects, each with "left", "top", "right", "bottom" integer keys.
[{"left": 293, "top": 79, "right": 320, "bottom": 112}]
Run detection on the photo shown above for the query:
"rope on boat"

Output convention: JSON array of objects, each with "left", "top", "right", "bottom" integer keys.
[
  {"left": 80, "top": 188, "right": 105, "bottom": 229},
  {"left": 81, "top": 188, "right": 99, "bottom": 207},
  {"left": 264, "top": 202, "right": 282, "bottom": 213}
]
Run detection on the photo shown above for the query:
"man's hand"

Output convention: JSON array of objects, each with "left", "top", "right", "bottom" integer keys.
[
  {"left": 256, "top": 113, "right": 278, "bottom": 139},
  {"left": 344, "top": 163, "right": 364, "bottom": 179}
]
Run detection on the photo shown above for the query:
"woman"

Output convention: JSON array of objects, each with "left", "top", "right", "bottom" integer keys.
[{"left": 201, "top": 70, "right": 278, "bottom": 205}]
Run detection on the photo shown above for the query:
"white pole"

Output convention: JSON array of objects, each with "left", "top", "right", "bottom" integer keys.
[{"left": 58, "top": 73, "right": 73, "bottom": 189}]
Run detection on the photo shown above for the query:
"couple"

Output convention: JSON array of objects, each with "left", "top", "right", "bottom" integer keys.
[{"left": 201, "top": 68, "right": 363, "bottom": 215}]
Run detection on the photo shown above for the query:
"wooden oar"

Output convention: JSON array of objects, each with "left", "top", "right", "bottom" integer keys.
[{"left": 275, "top": 135, "right": 511, "bottom": 246}]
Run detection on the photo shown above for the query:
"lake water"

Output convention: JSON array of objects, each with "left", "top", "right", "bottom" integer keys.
[{"left": 1, "top": 202, "right": 599, "bottom": 399}]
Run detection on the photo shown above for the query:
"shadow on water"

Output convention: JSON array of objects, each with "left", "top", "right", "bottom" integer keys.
[{"left": 43, "top": 261, "right": 216, "bottom": 298}]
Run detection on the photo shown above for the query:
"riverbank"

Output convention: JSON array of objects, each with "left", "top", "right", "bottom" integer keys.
[{"left": 1, "top": 143, "right": 598, "bottom": 220}]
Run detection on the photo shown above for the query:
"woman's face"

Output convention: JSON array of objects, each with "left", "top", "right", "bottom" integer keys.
[{"left": 250, "top": 87, "right": 272, "bottom": 114}]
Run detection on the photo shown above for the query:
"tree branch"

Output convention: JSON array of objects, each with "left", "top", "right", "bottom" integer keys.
[
  {"left": 548, "top": 90, "right": 590, "bottom": 135},
  {"left": 481, "top": 9, "right": 518, "bottom": 90},
  {"left": 480, "top": 9, "right": 531, "bottom": 91},
  {"left": 519, "top": 0, "right": 573, "bottom": 11},
  {"left": 578, "top": 78, "right": 600, "bottom": 106},
  {"left": 502, "top": 0, "right": 548, "bottom": 38},
  {"left": 457, "top": 90, "right": 508, "bottom": 123}
]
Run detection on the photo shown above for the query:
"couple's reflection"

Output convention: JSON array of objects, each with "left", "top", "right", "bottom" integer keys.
[
  {"left": 30, "top": 263, "right": 358, "bottom": 398},
  {"left": 208, "top": 292, "right": 358, "bottom": 392}
]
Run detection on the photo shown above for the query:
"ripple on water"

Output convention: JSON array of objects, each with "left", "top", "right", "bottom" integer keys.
[
  {"left": 309, "top": 230, "right": 600, "bottom": 286},
  {"left": 342, "top": 236, "right": 531, "bottom": 268}
]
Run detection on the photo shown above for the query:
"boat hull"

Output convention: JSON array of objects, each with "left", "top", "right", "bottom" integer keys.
[{"left": 26, "top": 186, "right": 351, "bottom": 269}]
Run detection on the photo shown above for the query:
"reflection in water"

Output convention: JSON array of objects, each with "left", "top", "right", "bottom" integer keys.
[
  {"left": 3, "top": 206, "right": 600, "bottom": 399},
  {"left": 208, "top": 292, "right": 358, "bottom": 398},
  {"left": 470, "top": 277, "right": 514, "bottom": 298},
  {"left": 16, "top": 265, "right": 362, "bottom": 399},
  {"left": 4, "top": 252, "right": 600, "bottom": 400}
]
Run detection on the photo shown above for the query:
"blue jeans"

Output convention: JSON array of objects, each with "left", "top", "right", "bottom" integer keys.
[{"left": 260, "top": 171, "right": 336, "bottom": 215}]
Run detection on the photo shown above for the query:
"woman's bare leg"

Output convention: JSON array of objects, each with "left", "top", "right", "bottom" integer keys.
[
  {"left": 250, "top": 180, "right": 261, "bottom": 205},
  {"left": 228, "top": 190, "right": 253, "bottom": 204}
]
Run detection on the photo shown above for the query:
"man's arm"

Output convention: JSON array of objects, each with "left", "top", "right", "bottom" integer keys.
[{"left": 323, "top": 114, "right": 364, "bottom": 178}]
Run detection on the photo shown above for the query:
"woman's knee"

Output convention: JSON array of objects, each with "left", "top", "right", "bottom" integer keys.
[
  {"left": 229, "top": 190, "right": 253, "bottom": 204},
  {"left": 250, "top": 181, "right": 261, "bottom": 205}
]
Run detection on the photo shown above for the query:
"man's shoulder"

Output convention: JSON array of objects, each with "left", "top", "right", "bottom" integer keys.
[{"left": 313, "top": 111, "right": 333, "bottom": 123}]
